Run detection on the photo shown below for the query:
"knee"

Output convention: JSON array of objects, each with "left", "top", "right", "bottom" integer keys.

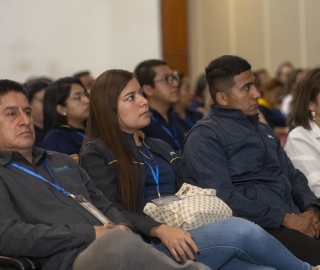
[{"left": 232, "top": 218, "right": 265, "bottom": 240}]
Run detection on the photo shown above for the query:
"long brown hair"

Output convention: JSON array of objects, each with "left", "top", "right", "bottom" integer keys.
[
  {"left": 289, "top": 68, "right": 320, "bottom": 130},
  {"left": 85, "top": 69, "right": 140, "bottom": 211}
]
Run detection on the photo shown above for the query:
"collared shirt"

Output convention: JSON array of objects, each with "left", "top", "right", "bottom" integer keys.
[
  {"left": 141, "top": 108, "right": 184, "bottom": 151},
  {"left": 0, "top": 147, "right": 131, "bottom": 270},
  {"left": 42, "top": 125, "right": 85, "bottom": 156},
  {"left": 285, "top": 121, "right": 320, "bottom": 197}
]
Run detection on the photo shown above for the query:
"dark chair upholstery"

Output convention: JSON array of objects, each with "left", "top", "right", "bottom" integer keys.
[{"left": 0, "top": 255, "right": 41, "bottom": 270}]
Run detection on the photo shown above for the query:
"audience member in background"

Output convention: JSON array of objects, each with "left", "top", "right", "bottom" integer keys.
[
  {"left": 73, "top": 70, "right": 95, "bottom": 93},
  {"left": 134, "top": 60, "right": 184, "bottom": 151},
  {"left": 23, "top": 77, "right": 52, "bottom": 147},
  {"left": 190, "top": 74, "right": 209, "bottom": 114},
  {"left": 173, "top": 73, "right": 203, "bottom": 136},
  {"left": 258, "top": 78, "right": 288, "bottom": 145},
  {"left": 42, "top": 77, "right": 89, "bottom": 161},
  {"left": 259, "top": 78, "right": 286, "bottom": 128},
  {"left": 253, "top": 68, "right": 270, "bottom": 92},
  {"left": 276, "top": 61, "right": 294, "bottom": 84},
  {"left": 285, "top": 68, "right": 320, "bottom": 198},
  {"left": 0, "top": 79, "right": 208, "bottom": 270},
  {"left": 183, "top": 55, "right": 320, "bottom": 265},
  {"left": 79, "top": 69, "right": 317, "bottom": 270},
  {"left": 281, "top": 68, "right": 305, "bottom": 117}
]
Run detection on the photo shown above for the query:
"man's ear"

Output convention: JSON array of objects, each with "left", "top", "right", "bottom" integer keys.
[
  {"left": 56, "top": 104, "right": 66, "bottom": 116},
  {"left": 216, "top": 92, "right": 228, "bottom": 106},
  {"left": 142, "top": 85, "right": 153, "bottom": 98}
]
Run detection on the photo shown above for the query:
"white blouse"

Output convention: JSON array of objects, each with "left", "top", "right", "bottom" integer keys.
[{"left": 284, "top": 121, "right": 320, "bottom": 197}]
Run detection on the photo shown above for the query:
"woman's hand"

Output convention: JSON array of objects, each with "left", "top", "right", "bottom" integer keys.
[{"left": 150, "top": 224, "right": 199, "bottom": 263}]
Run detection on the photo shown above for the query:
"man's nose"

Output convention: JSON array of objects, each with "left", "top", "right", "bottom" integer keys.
[{"left": 252, "top": 85, "right": 261, "bottom": 99}]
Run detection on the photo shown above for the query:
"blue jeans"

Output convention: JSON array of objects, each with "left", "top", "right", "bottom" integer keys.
[{"left": 152, "top": 218, "right": 312, "bottom": 270}]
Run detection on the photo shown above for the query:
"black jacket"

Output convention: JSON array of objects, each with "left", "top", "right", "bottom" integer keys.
[
  {"left": 0, "top": 147, "right": 131, "bottom": 270},
  {"left": 80, "top": 131, "right": 188, "bottom": 242}
]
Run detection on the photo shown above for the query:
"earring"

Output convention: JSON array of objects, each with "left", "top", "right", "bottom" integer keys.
[
  {"left": 312, "top": 111, "right": 316, "bottom": 121},
  {"left": 63, "top": 112, "right": 66, "bottom": 116}
]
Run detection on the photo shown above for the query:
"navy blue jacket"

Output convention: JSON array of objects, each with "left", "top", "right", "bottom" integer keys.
[
  {"left": 182, "top": 105, "right": 319, "bottom": 228},
  {"left": 141, "top": 108, "right": 184, "bottom": 151},
  {"left": 42, "top": 126, "right": 85, "bottom": 156}
]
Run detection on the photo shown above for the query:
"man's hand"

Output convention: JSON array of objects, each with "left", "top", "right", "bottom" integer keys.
[
  {"left": 94, "top": 224, "right": 132, "bottom": 239},
  {"left": 150, "top": 224, "right": 199, "bottom": 263},
  {"left": 281, "top": 211, "right": 320, "bottom": 238}
]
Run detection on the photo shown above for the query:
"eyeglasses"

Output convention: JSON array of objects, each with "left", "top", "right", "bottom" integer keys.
[
  {"left": 67, "top": 92, "right": 89, "bottom": 102},
  {"left": 154, "top": 71, "right": 180, "bottom": 85}
]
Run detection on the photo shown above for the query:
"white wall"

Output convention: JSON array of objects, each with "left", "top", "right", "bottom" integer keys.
[{"left": 0, "top": 0, "right": 161, "bottom": 82}]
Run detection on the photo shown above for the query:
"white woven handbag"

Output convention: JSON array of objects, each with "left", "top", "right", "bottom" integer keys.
[{"left": 143, "top": 183, "right": 233, "bottom": 230}]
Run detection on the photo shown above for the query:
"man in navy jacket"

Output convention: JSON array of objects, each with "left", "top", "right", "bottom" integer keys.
[{"left": 183, "top": 55, "right": 320, "bottom": 265}]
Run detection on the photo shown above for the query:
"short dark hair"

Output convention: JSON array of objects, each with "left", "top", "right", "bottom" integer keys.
[
  {"left": 43, "top": 77, "right": 86, "bottom": 134},
  {"left": 134, "top": 59, "right": 167, "bottom": 88},
  {"left": 205, "top": 55, "right": 251, "bottom": 103},
  {"left": 73, "top": 70, "right": 91, "bottom": 79},
  {"left": 0, "top": 79, "right": 28, "bottom": 100},
  {"left": 289, "top": 68, "right": 320, "bottom": 130},
  {"left": 23, "top": 78, "right": 52, "bottom": 102}
]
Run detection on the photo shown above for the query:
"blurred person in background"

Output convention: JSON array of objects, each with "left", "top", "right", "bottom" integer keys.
[
  {"left": 173, "top": 73, "right": 203, "bottom": 136},
  {"left": 190, "top": 74, "right": 209, "bottom": 114},
  {"left": 253, "top": 68, "right": 270, "bottom": 92},
  {"left": 258, "top": 78, "right": 288, "bottom": 145},
  {"left": 73, "top": 70, "right": 95, "bottom": 93},
  {"left": 23, "top": 77, "right": 52, "bottom": 147},
  {"left": 276, "top": 62, "right": 294, "bottom": 84},
  {"left": 281, "top": 68, "right": 305, "bottom": 117},
  {"left": 42, "top": 77, "right": 89, "bottom": 161}
]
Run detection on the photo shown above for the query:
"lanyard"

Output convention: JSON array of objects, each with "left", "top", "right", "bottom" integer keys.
[
  {"left": 139, "top": 146, "right": 161, "bottom": 198},
  {"left": 76, "top": 131, "right": 85, "bottom": 138},
  {"left": 8, "top": 162, "right": 69, "bottom": 195},
  {"left": 151, "top": 115, "right": 180, "bottom": 148}
]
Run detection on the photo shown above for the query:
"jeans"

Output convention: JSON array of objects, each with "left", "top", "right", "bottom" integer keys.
[{"left": 152, "top": 218, "right": 312, "bottom": 270}]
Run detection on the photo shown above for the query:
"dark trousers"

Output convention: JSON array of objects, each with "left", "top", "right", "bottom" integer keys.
[{"left": 265, "top": 227, "right": 320, "bottom": 265}]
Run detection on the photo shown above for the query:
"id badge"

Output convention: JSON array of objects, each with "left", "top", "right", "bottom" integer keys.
[
  {"left": 152, "top": 195, "right": 181, "bottom": 206},
  {"left": 69, "top": 194, "right": 113, "bottom": 225}
]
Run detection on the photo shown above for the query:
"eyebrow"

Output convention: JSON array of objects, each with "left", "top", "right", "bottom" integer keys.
[
  {"left": 241, "top": 81, "right": 255, "bottom": 89},
  {"left": 4, "top": 106, "right": 32, "bottom": 112},
  {"left": 123, "top": 88, "right": 143, "bottom": 97}
]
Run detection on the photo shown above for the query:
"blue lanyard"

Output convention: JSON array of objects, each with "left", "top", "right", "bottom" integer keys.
[
  {"left": 140, "top": 146, "right": 161, "bottom": 198},
  {"left": 76, "top": 131, "right": 85, "bottom": 138},
  {"left": 8, "top": 162, "right": 69, "bottom": 196},
  {"left": 150, "top": 115, "right": 180, "bottom": 148}
]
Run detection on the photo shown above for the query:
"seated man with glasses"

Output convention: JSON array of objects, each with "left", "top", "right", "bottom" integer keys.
[{"left": 134, "top": 60, "right": 184, "bottom": 151}]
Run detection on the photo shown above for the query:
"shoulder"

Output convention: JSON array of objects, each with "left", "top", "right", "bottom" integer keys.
[
  {"left": 81, "top": 139, "right": 114, "bottom": 159},
  {"left": 287, "top": 126, "right": 309, "bottom": 140}
]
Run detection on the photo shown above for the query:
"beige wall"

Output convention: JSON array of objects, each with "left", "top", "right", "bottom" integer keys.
[{"left": 188, "top": 0, "right": 320, "bottom": 83}]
